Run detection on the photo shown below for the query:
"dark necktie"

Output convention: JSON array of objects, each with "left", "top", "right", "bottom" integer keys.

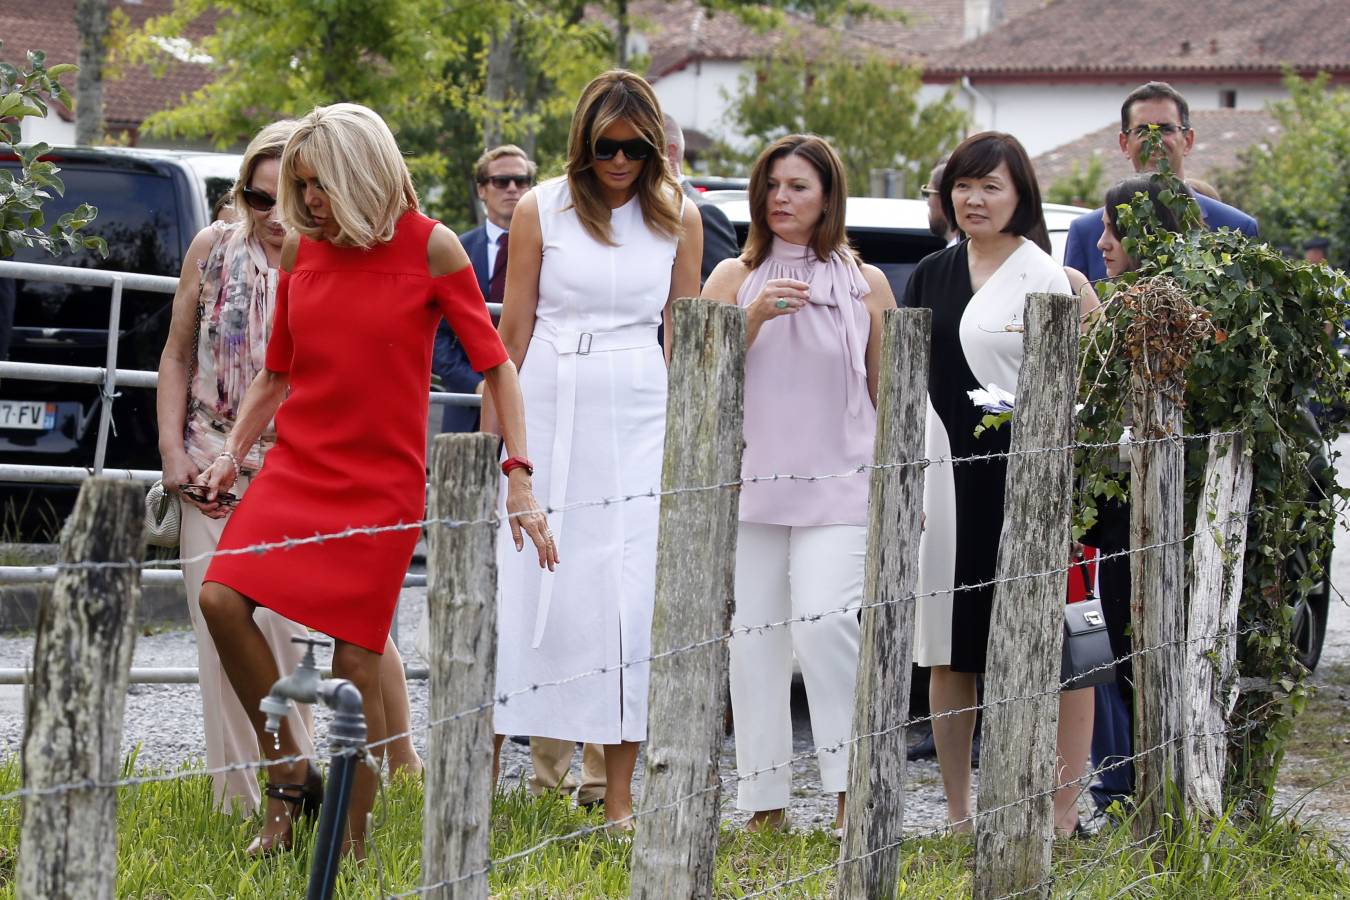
[{"left": 488, "top": 231, "right": 508, "bottom": 302}]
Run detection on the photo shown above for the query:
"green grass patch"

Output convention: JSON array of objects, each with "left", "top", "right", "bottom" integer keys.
[
  {"left": 0, "top": 756, "right": 1346, "bottom": 897},
  {"left": 1284, "top": 661, "right": 1350, "bottom": 798}
]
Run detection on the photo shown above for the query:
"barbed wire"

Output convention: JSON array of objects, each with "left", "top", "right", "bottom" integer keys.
[
  {"left": 0, "top": 503, "right": 1261, "bottom": 808},
  {"left": 34, "top": 429, "right": 1242, "bottom": 577}
]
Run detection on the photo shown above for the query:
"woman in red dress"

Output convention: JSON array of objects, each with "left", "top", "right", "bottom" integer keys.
[{"left": 198, "top": 103, "right": 556, "bottom": 858}]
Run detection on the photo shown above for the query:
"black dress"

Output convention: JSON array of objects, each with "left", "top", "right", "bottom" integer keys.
[{"left": 903, "top": 240, "right": 1069, "bottom": 673}]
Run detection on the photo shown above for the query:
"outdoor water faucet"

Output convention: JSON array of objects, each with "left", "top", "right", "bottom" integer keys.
[{"left": 261, "top": 636, "right": 330, "bottom": 734}]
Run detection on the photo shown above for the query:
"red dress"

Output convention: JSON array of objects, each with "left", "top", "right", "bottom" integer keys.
[{"left": 205, "top": 210, "right": 507, "bottom": 652}]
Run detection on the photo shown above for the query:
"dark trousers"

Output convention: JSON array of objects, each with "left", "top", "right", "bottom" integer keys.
[{"left": 1084, "top": 497, "right": 1135, "bottom": 810}]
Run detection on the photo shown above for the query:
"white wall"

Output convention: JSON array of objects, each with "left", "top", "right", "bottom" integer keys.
[
  {"left": 20, "top": 108, "right": 76, "bottom": 147},
  {"left": 652, "top": 59, "right": 757, "bottom": 151},
  {"left": 949, "top": 80, "right": 1289, "bottom": 157}
]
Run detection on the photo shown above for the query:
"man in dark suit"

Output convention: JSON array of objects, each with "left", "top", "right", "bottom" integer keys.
[
  {"left": 1064, "top": 81, "right": 1258, "bottom": 829},
  {"left": 432, "top": 144, "right": 535, "bottom": 433},
  {"left": 1064, "top": 81, "right": 1259, "bottom": 281},
  {"left": 662, "top": 114, "right": 739, "bottom": 283}
]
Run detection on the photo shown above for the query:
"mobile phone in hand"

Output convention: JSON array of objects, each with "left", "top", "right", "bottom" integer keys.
[{"left": 179, "top": 484, "right": 239, "bottom": 506}]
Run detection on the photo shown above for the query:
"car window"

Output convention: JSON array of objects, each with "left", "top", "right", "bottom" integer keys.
[{"left": 0, "top": 162, "right": 183, "bottom": 331}]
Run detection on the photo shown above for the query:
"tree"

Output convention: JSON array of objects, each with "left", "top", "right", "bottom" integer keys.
[
  {"left": 74, "top": 0, "right": 110, "bottom": 144},
  {"left": 709, "top": 42, "right": 967, "bottom": 195},
  {"left": 1218, "top": 71, "right": 1350, "bottom": 268},
  {"left": 0, "top": 46, "right": 105, "bottom": 259},
  {"left": 1046, "top": 157, "right": 1106, "bottom": 208}
]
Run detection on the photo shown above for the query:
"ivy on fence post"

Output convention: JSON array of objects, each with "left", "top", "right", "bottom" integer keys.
[{"left": 1076, "top": 129, "right": 1350, "bottom": 814}]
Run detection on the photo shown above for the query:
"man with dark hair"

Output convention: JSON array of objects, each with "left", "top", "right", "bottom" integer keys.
[
  {"left": 432, "top": 144, "right": 535, "bottom": 433},
  {"left": 662, "top": 114, "right": 739, "bottom": 283},
  {"left": 1064, "top": 81, "right": 1258, "bottom": 829},
  {"left": 922, "top": 160, "right": 959, "bottom": 246},
  {"left": 1304, "top": 236, "right": 1330, "bottom": 265},
  {"left": 1065, "top": 81, "right": 1258, "bottom": 281}
]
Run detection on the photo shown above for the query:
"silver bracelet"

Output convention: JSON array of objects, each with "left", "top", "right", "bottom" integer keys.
[{"left": 217, "top": 450, "right": 241, "bottom": 480}]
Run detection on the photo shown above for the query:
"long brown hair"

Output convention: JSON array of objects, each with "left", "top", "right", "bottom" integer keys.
[
  {"left": 742, "top": 134, "right": 851, "bottom": 269},
  {"left": 564, "top": 70, "right": 683, "bottom": 246}
]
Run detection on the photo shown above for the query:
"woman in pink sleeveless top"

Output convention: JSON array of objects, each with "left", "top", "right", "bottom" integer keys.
[{"left": 702, "top": 134, "right": 896, "bottom": 834}]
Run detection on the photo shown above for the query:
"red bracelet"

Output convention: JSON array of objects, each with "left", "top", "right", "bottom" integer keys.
[{"left": 501, "top": 456, "right": 534, "bottom": 477}]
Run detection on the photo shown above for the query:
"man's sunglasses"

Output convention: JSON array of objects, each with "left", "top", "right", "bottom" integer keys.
[
  {"left": 483, "top": 175, "right": 532, "bottom": 189},
  {"left": 593, "top": 138, "right": 654, "bottom": 161},
  {"left": 920, "top": 185, "right": 940, "bottom": 198},
  {"left": 240, "top": 186, "right": 277, "bottom": 212},
  {"left": 1124, "top": 123, "right": 1189, "bottom": 139}
]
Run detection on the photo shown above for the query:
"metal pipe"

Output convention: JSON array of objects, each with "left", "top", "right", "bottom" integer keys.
[
  {"left": 0, "top": 464, "right": 160, "bottom": 483},
  {"left": 93, "top": 275, "right": 125, "bottom": 474},
  {"left": 0, "top": 361, "right": 158, "bottom": 388},
  {"left": 0, "top": 665, "right": 429, "bottom": 686},
  {"left": 0, "top": 259, "right": 179, "bottom": 294},
  {"left": 0, "top": 565, "right": 425, "bottom": 588},
  {"left": 307, "top": 679, "right": 367, "bottom": 900}
]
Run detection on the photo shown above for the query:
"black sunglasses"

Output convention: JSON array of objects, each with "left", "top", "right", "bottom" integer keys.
[
  {"left": 240, "top": 186, "right": 277, "bottom": 212},
  {"left": 593, "top": 137, "right": 654, "bottom": 161},
  {"left": 483, "top": 175, "right": 532, "bottom": 189}
]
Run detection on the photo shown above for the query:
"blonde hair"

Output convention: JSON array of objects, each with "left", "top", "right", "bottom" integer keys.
[
  {"left": 278, "top": 103, "right": 418, "bottom": 249},
  {"left": 232, "top": 119, "right": 297, "bottom": 242},
  {"left": 474, "top": 144, "right": 537, "bottom": 183},
  {"left": 565, "top": 70, "right": 682, "bottom": 246}
]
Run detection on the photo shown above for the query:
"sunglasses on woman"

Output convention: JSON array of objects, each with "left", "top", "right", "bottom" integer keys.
[
  {"left": 593, "top": 138, "right": 654, "bottom": 161},
  {"left": 240, "top": 186, "right": 277, "bottom": 212}
]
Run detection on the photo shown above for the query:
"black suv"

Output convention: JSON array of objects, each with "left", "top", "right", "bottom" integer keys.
[{"left": 0, "top": 146, "right": 239, "bottom": 531}]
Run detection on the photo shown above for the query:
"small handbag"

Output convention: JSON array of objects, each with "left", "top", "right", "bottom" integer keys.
[
  {"left": 1061, "top": 550, "right": 1116, "bottom": 689},
  {"left": 143, "top": 288, "right": 205, "bottom": 547}
]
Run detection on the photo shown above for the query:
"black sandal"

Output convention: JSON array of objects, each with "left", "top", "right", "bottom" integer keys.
[{"left": 247, "top": 764, "right": 323, "bottom": 856}]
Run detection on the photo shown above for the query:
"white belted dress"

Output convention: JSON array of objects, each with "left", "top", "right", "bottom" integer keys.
[{"left": 494, "top": 176, "right": 678, "bottom": 745}]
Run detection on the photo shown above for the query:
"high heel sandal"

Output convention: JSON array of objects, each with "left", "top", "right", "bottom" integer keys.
[{"left": 246, "top": 764, "right": 323, "bottom": 857}]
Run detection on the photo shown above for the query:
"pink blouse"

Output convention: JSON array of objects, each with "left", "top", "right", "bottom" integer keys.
[{"left": 736, "top": 237, "right": 876, "bottom": 527}]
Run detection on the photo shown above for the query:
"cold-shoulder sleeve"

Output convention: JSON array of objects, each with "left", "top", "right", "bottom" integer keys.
[
  {"left": 264, "top": 268, "right": 293, "bottom": 373},
  {"left": 432, "top": 265, "right": 509, "bottom": 373}
]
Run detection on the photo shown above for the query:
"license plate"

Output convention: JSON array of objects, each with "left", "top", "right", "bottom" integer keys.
[{"left": 0, "top": 400, "right": 56, "bottom": 431}]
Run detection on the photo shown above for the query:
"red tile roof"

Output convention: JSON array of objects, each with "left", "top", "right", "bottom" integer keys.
[
  {"left": 634, "top": 0, "right": 910, "bottom": 77},
  {"left": 851, "top": 0, "right": 1049, "bottom": 59},
  {"left": 1031, "top": 108, "right": 1282, "bottom": 196},
  {"left": 924, "top": 0, "right": 1350, "bottom": 77},
  {"left": 1, "top": 0, "right": 214, "bottom": 135}
]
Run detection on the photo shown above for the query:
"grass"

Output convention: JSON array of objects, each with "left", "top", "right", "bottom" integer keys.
[
  {"left": 0, "top": 756, "right": 1346, "bottom": 898},
  {"left": 1283, "top": 661, "right": 1350, "bottom": 800}
]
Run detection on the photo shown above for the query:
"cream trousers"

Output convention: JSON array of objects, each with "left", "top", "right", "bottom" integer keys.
[
  {"left": 729, "top": 522, "right": 865, "bottom": 811},
  {"left": 180, "top": 474, "right": 315, "bottom": 815}
]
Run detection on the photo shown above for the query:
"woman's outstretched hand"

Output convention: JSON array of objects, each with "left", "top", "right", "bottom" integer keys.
[{"left": 506, "top": 472, "right": 558, "bottom": 571}]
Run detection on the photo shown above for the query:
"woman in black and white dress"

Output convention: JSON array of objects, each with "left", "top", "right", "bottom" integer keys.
[{"left": 904, "top": 132, "right": 1091, "bottom": 836}]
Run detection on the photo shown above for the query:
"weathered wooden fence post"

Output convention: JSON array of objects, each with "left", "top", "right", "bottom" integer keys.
[
  {"left": 1129, "top": 295, "right": 1202, "bottom": 841},
  {"left": 422, "top": 432, "right": 500, "bottom": 900},
  {"left": 836, "top": 308, "right": 930, "bottom": 899},
  {"left": 630, "top": 299, "right": 745, "bottom": 900},
  {"left": 1184, "top": 433, "right": 1252, "bottom": 818},
  {"left": 18, "top": 478, "right": 145, "bottom": 900},
  {"left": 974, "top": 293, "right": 1078, "bottom": 900}
]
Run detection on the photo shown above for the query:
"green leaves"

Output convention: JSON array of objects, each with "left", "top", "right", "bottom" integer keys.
[
  {"left": 0, "top": 45, "right": 102, "bottom": 259},
  {"left": 1076, "top": 165, "right": 1350, "bottom": 810}
]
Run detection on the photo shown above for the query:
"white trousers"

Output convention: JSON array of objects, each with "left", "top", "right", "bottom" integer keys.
[
  {"left": 181, "top": 474, "right": 315, "bottom": 815},
  {"left": 729, "top": 522, "right": 865, "bottom": 810}
]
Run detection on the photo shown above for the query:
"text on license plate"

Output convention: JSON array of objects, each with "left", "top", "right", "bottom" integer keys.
[{"left": 0, "top": 401, "right": 57, "bottom": 430}]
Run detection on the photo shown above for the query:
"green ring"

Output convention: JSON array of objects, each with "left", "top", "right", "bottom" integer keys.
[{"left": 775, "top": 299, "right": 788, "bottom": 309}]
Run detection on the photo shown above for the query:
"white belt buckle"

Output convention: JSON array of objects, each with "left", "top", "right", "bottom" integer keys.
[{"left": 577, "top": 332, "right": 593, "bottom": 355}]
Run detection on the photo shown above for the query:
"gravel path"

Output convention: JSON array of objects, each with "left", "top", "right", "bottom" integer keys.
[{"left": 3, "top": 438, "right": 1349, "bottom": 840}]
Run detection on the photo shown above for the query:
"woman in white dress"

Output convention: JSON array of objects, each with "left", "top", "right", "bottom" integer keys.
[
  {"left": 903, "top": 131, "right": 1092, "bottom": 835},
  {"left": 490, "top": 69, "right": 703, "bottom": 829}
]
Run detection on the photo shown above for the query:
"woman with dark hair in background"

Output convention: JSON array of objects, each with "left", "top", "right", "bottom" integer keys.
[
  {"left": 703, "top": 133, "right": 895, "bottom": 834},
  {"left": 489, "top": 69, "right": 703, "bottom": 831},
  {"left": 904, "top": 132, "right": 1092, "bottom": 835}
]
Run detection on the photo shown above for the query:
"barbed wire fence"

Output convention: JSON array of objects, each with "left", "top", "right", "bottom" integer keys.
[{"left": 6, "top": 297, "right": 1287, "bottom": 899}]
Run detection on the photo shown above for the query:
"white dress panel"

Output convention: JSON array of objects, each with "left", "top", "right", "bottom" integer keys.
[{"left": 495, "top": 177, "right": 677, "bottom": 744}]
